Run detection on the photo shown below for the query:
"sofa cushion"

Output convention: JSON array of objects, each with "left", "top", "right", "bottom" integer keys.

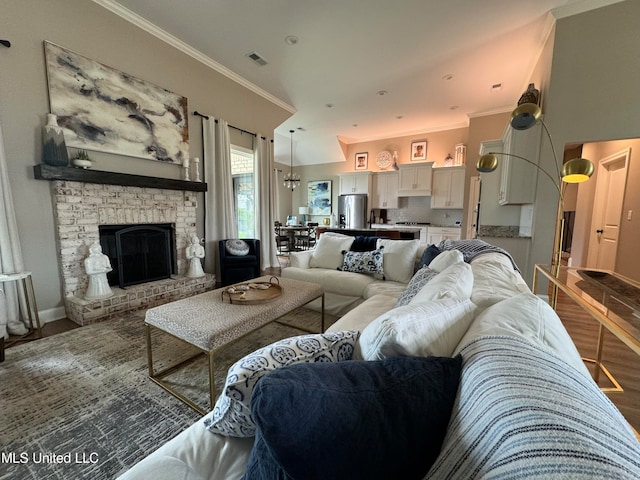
[
  {"left": 358, "top": 297, "right": 477, "bottom": 360},
  {"left": 395, "top": 266, "right": 439, "bottom": 307},
  {"left": 203, "top": 331, "right": 358, "bottom": 437},
  {"left": 309, "top": 233, "right": 354, "bottom": 269},
  {"left": 281, "top": 266, "right": 375, "bottom": 298},
  {"left": 453, "top": 292, "right": 591, "bottom": 378},
  {"left": 244, "top": 355, "right": 462, "bottom": 480},
  {"left": 376, "top": 238, "right": 420, "bottom": 283},
  {"left": 326, "top": 294, "right": 399, "bottom": 335},
  {"left": 363, "top": 279, "right": 407, "bottom": 299},
  {"left": 429, "top": 249, "right": 464, "bottom": 272},
  {"left": 469, "top": 253, "right": 529, "bottom": 309},
  {"left": 426, "top": 336, "right": 640, "bottom": 479},
  {"left": 339, "top": 248, "right": 384, "bottom": 277},
  {"left": 409, "top": 261, "right": 473, "bottom": 304}
]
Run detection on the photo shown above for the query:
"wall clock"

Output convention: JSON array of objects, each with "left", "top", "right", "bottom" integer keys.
[{"left": 376, "top": 150, "right": 392, "bottom": 169}]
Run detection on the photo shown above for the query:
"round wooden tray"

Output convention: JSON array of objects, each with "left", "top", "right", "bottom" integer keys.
[{"left": 221, "top": 278, "right": 282, "bottom": 305}]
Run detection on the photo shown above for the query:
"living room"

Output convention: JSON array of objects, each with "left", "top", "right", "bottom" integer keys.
[{"left": 2, "top": 0, "right": 640, "bottom": 478}]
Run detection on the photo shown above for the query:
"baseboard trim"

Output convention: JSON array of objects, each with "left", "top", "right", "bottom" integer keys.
[{"left": 38, "top": 306, "right": 67, "bottom": 324}]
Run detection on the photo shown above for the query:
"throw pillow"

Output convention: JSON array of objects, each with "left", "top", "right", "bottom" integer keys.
[
  {"left": 225, "top": 239, "right": 250, "bottom": 256},
  {"left": 418, "top": 244, "right": 442, "bottom": 269},
  {"left": 203, "top": 330, "right": 359, "bottom": 437},
  {"left": 339, "top": 248, "right": 384, "bottom": 277},
  {"left": 350, "top": 235, "right": 380, "bottom": 252},
  {"left": 395, "top": 266, "right": 439, "bottom": 307},
  {"left": 409, "top": 261, "right": 473, "bottom": 304},
  {"left": 309, "top": 233, "right": 355, "bottom": 270},
  {"left": 359, "top": 297, "right": 477, "bottom": 360},
  {"left": 244, "top": 355, "right": 463, "bottom": 480},
  {"left": 375, "top": 238, "right": 421, "bottom": 283},
  {"left": 429, "top": 249, "right": 464, "bottom": 272}
]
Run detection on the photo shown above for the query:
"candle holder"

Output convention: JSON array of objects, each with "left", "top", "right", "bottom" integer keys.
[{"left": 193, "top": 157, "right": 201, "bottom": 182}]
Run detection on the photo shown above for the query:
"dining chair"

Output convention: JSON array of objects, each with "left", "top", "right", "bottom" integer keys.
[{"left": 274, "top": 221, "right": 291, "bottom": 254}]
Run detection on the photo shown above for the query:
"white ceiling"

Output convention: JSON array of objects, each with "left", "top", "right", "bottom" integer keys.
[{"left": 100, "top": 0, "right": 622, "bottom": 166}]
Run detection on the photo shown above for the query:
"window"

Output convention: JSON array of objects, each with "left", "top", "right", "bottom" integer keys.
[{"left": 231, "top": 146, "right": 255, "bottom": 238}]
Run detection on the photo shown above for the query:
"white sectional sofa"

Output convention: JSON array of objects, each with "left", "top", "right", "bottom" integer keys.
[{"left": 119, "top": 241, "right": 640, "bottom": 480}]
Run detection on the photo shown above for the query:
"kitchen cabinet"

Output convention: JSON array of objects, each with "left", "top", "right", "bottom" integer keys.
[
  {"left": 339, "top": 172, "right": 371, "bottom": 195},
  {"left": 431, "top": 167, "right": 465, "bottom": 209},
  {"left": 427, "top": 227, "right": 461, "bottom": 245},
  {"left": 398, "top": 163, "right": 433, "bottom": 196},
  {"left": 371, "top": 172, "right": 398, "bottom": 209},
  {"left": 480, "top": 121, "right": 542, "bottom": 205}
]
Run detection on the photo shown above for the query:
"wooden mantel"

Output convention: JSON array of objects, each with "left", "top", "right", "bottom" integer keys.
[{"left": 33, "top": 164, "right": 207, "bottom": 192}]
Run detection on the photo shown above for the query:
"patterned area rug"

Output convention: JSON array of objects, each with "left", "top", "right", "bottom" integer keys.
[{"left": 0, "top": 307, "right": 335, "bottom": 480}]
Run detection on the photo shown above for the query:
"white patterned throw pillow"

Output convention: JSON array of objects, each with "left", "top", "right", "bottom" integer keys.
[
  {"left": 340, "top": 248, "right": 384, "bottom": 277},
  {"left": 204, "top": 330, "right": 359, "bottom": 437}
]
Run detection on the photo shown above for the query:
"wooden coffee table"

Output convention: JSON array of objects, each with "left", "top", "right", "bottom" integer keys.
[{"left": 145, "top": 275, "right": 324, "bottom": 414}]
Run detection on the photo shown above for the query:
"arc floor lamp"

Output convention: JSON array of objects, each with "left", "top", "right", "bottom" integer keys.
[{"left": 476, "top": 102, "right": 595, "bottom": 272}]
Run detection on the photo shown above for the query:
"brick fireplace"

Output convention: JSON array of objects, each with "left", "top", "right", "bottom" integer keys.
[{"left": 48, "top": 177, "right": 214, "bottom": 325}]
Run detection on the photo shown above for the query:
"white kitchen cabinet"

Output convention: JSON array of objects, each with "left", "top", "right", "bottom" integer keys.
[
  {"left": 480, "top": 121, "right": 542, "bottom": 205},
  {"left": 431, "top": 167, "right": 465, "bottom": 209},
  {"left": 427, "top": 227, "right": 461, "bottom": 245},
  {"left": 397, "top": 163, "right": 433, "bottom": 196},
  {"left": 371, "top": 172, "right": 398, "bottom": 209},
  {"left": 339, "top": 172, "right": 371, "bottom": 195}
]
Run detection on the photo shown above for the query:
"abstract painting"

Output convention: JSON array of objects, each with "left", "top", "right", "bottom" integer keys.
[
  {"left": 44, "top": 41, "right": 188, "bottom": 164},
  {"left": 308, "top": 180, "right": 332, "bottom": 215}
]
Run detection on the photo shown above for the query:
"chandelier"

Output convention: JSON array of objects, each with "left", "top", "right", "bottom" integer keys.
[{"left": 283, "top": 129, "right": 300, "bottom": 190}]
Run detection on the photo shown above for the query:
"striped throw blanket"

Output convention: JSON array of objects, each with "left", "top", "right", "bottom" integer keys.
[
  {"left": 437, "top": 239, "right": 520, "bottom": 272},
  {"left": 425, "top": 336, "right": 640, "bottom": 479}
]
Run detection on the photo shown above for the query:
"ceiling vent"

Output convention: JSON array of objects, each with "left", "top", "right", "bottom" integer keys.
[{"left": 246, "top": 51, "right": 268, "bottom": 66}]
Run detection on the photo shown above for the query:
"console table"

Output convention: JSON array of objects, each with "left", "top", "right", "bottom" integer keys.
[{"left": 533, "top": 264, "right": 640, "bottom": 392}]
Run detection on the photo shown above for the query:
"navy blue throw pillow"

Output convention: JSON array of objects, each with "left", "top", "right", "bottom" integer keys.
[
  {"left": 242, "top": 355, "right": 462, "bottom": 480},
  {"left": 418, "top": 244, "right": 442, "bottom": 269},
  {"left": 350, "top": 235, "right": 380, "bottom": 252}
]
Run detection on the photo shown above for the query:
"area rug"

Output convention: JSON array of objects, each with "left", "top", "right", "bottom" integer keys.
[{"left": 0, "top": 307, "right": 335, "bottom": 480}]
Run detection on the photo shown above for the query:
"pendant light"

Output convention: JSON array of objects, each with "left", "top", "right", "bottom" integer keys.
[{"left": 283, "top": 129, "right": 300, "bottom": 190}]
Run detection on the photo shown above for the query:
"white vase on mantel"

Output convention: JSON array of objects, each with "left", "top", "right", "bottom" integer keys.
[{"left": 42, "top": 114, "right": 69, "bottom": 167}]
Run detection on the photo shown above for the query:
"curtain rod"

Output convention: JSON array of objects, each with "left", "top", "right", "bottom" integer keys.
[{"left": 193, "top": 111, "right": 271, "bottom": 141}]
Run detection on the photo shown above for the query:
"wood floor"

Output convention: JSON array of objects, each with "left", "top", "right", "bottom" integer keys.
[{"left": 555, "top": 290, "right": 640, "bottom": 433}]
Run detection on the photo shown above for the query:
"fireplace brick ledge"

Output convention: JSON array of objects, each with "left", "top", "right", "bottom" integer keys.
[{"left": 34, "top": 164, "right": 207, "bottom": 192}]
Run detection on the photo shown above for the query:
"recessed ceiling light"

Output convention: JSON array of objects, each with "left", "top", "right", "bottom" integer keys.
[
  {"left": 296, "top": 127, "right": 306, "bottom": 131},
  {"left": 491, "top": 83, "right": 503, "bottom": 92},
  {"left": 442, "top": 74, "right": 454, "bottom": 81},
  {"left": 352, "top": 123, "right": 358, "bottom": 127},
  {"left": 377, "top": 90, "right": 388, "bottom": 96},
  {"left": 284, "top": 35, "right": 299, "bottom": 45},
  {"left": 396, "top": 115, "right": 404, "bottom": 119},
  {"left": 449, "top": 105, "right": 459, "bottom": 110},
  {"left": 326, "top": 103, "right": 334, "bottom": 108}
]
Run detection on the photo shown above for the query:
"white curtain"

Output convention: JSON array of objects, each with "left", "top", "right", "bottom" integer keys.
[
  {"left": 203, "top": 117, "right": 237, "bottom": 280},
  {"left": 0, "top": 125, "right": 28, "bottom": 339},
  {"left": 255, "top": 135, "right": 279, "bottom": 269}
]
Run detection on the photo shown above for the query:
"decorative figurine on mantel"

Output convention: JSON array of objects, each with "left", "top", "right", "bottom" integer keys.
[
  {"left": 185, "top": 234, "right": 205, "bottom": 278},
  {"left": 84, "top": 241, "right": 113, "bottom": 300}
]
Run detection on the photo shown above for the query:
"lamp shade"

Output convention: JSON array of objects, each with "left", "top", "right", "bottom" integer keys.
[
  {"left": 510, "top": 103, "right": 542, "bottom": 131},
  {"left": 476, "top": 154, "right": 499, "bottom": 173},
  {"left": 561, "top": 157, "right": 594, "bottom": 183}
]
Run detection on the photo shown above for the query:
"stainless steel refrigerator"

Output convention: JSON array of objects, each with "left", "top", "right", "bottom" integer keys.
[{"left": 338, "top": 194, "right": 368, "bottom": 229}]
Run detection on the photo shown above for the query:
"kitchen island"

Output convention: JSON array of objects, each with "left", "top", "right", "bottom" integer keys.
[{"left": 315, "top": 226, "right": 420, "bottom": 240}]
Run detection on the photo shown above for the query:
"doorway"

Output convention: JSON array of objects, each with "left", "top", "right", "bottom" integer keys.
[{"left": 586, "top": 148, "right": 630, "bottom": 271}]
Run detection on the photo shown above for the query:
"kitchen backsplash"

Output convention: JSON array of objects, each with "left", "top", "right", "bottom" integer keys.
[{"left": 378, "top": 196, "right": 463, "bottom": 226}]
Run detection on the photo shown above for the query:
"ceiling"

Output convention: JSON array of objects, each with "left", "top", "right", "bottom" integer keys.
[{"left": 101, "top": 0, "right": 621, "bottom": 166}]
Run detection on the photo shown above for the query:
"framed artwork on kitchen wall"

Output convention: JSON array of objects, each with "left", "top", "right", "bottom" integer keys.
[
  {"left": 44, "top": 41, "right": 189, "bottom": 165},
  {"left": 411, "top": 140, "right": 427, "bottom": 161},
  {"left": 355, "top": 152, "right": 368, "bottom": 170}
]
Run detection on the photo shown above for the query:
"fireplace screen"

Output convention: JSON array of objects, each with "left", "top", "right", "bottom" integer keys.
[{"left": 99, "top": 224, "right": 175, "bottom": 288}]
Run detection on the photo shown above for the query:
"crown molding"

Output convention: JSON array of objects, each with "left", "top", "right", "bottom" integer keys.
[{"left": 92, "top": 0, "right": 296, "bottom": 114}]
